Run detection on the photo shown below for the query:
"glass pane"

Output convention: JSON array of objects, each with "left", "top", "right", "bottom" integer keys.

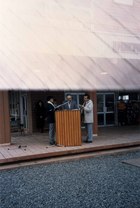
[
  {"left": 71, "top": 95, "right": 77, "bottom": 104},
  {"left": 9, "top": 92, "right": 20, "bottom": 132},
  {"left": 97, "top": 95, "right": 104, "bottom": 112},
  {"left": 79, "top": 94, "right": 84, "bottom": 105},
  {"left": 98, "top": 114, "right": 104, "bottom": 125},
  {"left": 106, "top": 113, "right": 115, "bottom": 125},
  {"left": 105, "top": 94, "right": 114, "bottom": 112}
]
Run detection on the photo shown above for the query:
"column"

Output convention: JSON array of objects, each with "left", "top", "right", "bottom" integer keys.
[
  {"left": 0, "top": 91, "right": 11, "bottom": 145},
  {"left": 27, "top": 92, "right": 33, "bottom": 134}
]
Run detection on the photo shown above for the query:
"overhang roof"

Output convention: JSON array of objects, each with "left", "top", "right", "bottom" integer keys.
[{"left": 0, "top": 0, "right": 140, "bottom": 90}]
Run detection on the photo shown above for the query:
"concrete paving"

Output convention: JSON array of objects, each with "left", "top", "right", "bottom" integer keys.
[
  {"left": 123, "top": 158, "right": 140, "bottom": 167},
  {"left": 0, "top": 126, "right": 140, "bottom": 164}
]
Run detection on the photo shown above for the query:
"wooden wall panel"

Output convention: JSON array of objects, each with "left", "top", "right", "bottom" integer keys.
[
  {"left": 0, "top": 91, "right": 11, "bottom": 145},
  {"left": 0, "top": 91, "right": 4, "bottom": 142}
]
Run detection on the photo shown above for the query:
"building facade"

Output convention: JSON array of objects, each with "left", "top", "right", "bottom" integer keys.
[
  {"left": 9, "top": 90, "right": 140, "bottom": 131},
  {"left": 0, "top": 0, "right": 140, "bottom": 144}
]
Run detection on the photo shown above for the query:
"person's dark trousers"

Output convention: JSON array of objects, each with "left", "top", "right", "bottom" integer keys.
[
  {"left": 49, "top": 123, "right": 55, "bottom": 145},
  {"left": 118, "top": 111, "right": 125, "bottom": 125},
  {"left": 85, "top": 123, "right": 93, "bottom": 142}
]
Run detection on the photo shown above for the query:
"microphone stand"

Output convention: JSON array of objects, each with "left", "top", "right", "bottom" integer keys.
[{"left": 55, "top": 101, "right": 69, "bottom": 110}]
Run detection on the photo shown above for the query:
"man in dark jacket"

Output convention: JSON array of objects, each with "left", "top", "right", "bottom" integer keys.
[
  {"left": 46, "top": 96, "right": 55, "bottom": 145},
  {"left": 63, "top": 94, "right": 78, "bottom": 110}
]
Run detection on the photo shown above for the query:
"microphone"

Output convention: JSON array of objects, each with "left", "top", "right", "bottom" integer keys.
[
  {"left": 55, "top": 101, "right": 69, "bottom": 109},
  {"left": 79, "top": 102, "right": 86, "bottom": 109}
]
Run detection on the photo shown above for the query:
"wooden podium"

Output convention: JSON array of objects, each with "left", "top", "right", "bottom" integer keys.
[{"left": 55, "top": 110, "right": 82, "bottom": 146}]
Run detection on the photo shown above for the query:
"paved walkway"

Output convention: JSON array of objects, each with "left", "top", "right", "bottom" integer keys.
[{"left": 0, "top": 126, "right": 140, "bottom": 164}]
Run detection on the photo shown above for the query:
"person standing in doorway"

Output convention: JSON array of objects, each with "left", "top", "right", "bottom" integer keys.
[
  {"left": 35, "top": 100, "right": 45, "bottom": 133},
  {"left": 80, "top": 94, "right": 94, "bottom": 143},
  {"left": 117, "top": 99, "right": 126, "bottom": 126},
  {"left": 46, "top": 96, "right": 55, "bottom": 145},
  {"left": 62, "top": 94, "right": 78, "bottom": 110}
]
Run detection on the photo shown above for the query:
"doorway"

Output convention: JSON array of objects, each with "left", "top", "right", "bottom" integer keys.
[
  {"left": 97, "top": 93, "right": 115, "bottom": 126},
  {"left": 20, "top": 92, "right": 28, "bottom": 129}
]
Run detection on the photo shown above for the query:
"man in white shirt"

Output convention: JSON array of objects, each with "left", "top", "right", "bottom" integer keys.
[{"left": 80, "top": 94, "right": 94, "bottom": 143}]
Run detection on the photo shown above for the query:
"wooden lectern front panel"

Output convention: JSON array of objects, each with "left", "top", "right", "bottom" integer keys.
[{"left": 55, "top": 110, "right": 81, "bottom": 146}]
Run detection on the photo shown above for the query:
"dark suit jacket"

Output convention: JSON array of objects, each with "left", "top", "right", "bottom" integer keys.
[
  {"left": 46, "top": 103, "right": 55, "bottom": 123},
  {"left": 62, "top": 100, "right": 78, "bottom": 110}
]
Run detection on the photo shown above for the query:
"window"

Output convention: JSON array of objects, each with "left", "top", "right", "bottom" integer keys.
[
  {"left": 64, "top": 92, "right": 85, "bottom": 107},
  {"left": 9, "top": 92, "right": 20, "bottom": 131},
  {"left": 118, "top": 95, "right": 129, "bottom": 101},
  {"left": 113, "top": 0, "right": 133, "bottom": 6}
]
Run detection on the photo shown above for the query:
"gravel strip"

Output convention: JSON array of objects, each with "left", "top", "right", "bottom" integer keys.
[{"left": 0, "top": 151, "right": 140, "bottom": 208}]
